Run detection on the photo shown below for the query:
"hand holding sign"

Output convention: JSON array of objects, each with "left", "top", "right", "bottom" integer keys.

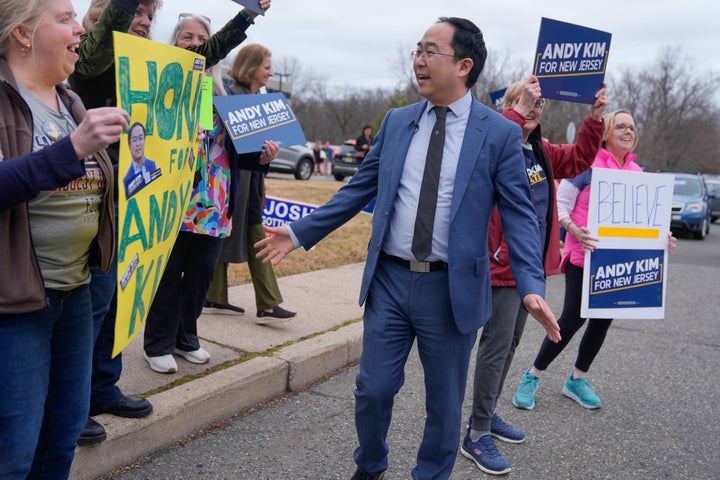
[
  {"left": 258, "top": 140, "right": 279, "bottom": 165},
  {"left": 590, "top": 82, "right": 608, "bottom": 121},
  {"left": 512, "top": 75, "right": 543, "bottom": 117},
  {"left": 70, "top": 107, "right": 130, "bottom": 159},
  {"left": 566, "top": 222, "right": 599, "bottom": 252}
]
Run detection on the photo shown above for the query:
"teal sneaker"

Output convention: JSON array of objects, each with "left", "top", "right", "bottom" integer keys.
[
  {"left": 562, "top": 374, "right": 602, "bottom": 409},
  {"left": 513, "top": 370, "right": 539, "bottom": 410}
]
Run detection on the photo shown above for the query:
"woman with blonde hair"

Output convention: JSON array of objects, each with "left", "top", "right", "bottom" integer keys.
[
  {"left": 0, "top": 0, "right": 128, "bottom": 475},
  {"left": 69, "top": 0, "right": 271, "bottom": 445},
  {"left": 512, "top": 109, "right": 677, "bottom": 412},
  {"left": 207, "top": 43, "right": 297, "bottom": 322}
]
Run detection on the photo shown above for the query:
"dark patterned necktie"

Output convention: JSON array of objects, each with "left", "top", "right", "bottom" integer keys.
[{"left": 412, "top": 106, "right": 448, "bottom": 261}]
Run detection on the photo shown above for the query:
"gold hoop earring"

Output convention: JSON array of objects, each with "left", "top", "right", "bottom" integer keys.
[{"left": 19, "top": 44, "right": 31, "bottom": 57}]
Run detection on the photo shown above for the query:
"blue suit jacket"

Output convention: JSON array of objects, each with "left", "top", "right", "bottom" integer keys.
[{"left": 292, "top": 97, "right": 546, "bottom": 334}]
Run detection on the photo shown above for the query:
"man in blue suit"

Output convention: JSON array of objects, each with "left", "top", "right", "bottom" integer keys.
[{"left": 255, "top": 17, "right": 560, "bottom": 480}]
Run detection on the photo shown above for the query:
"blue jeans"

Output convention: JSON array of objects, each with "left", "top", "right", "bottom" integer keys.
[
  {"left": 89, "top": 258, "right": 123, "bottom": 412},
  {"left": 0, "top": 285, "right": 93, "bottom": 479}
]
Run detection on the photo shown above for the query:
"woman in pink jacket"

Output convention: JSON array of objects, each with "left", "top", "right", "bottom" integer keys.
[{"left": 512, "top": 109, "right": 677, "bottom": 411}]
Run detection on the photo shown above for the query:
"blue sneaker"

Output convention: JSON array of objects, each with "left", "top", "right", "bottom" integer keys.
[
  {"left": 562, "top": 374, "right": 602, "bottom": 409},
  {"left": 490, "top": 412, "right": 525, "bottom": 443},
  {"left": 513, "top": 370, "right": 539, "bottom": 410},
  {"left": 461, "top": 433, "right": 511, "bottom": 475}
]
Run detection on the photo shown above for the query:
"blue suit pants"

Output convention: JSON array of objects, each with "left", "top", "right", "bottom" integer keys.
[{"left": 354, "top": 256, "right": 477, "bottom": 479}]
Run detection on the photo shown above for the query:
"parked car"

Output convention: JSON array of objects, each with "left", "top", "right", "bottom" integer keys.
[
  {"left": 670, "top": 173, "right": 714, "bottom": 239},
  {"left": 703, "top": 176, "right": 720, "bottom": 222},
  {"left": 268, "top": 143, "right": 315, "bottom": 180},
  {"left": 331, "top": 139, "right": 360, "bottom": 181}
]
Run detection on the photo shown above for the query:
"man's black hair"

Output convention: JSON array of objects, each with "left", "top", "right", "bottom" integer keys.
[{"left": 438, "top": 17, "right": 487, "bottom": 88}]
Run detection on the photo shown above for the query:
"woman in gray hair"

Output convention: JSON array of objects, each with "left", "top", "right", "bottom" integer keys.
[{"left": 142, "top": 5, "right": 278, "bottom": 375}]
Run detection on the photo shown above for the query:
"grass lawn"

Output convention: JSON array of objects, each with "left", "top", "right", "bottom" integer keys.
[{"left": 227, "top": 177, "right": 371, "bottom": 286}]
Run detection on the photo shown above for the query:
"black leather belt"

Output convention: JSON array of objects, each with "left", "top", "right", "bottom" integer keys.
[{"left": 383, "top": 253, "right": 448, "bottom": 273}]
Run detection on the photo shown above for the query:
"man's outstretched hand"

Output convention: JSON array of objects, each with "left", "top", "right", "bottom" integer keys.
[
  {"left": 253, "top": 226, "right": 297, "bottom": 266},
  {"left": 522, "top": 294, "right": 561, "bottom": 343}
]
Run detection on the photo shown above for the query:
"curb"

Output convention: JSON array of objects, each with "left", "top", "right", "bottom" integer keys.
[{"left": 69, "top": 322, "right": 363, "bottom": 480}]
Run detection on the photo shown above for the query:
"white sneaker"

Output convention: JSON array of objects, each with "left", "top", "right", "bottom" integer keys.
[
  {"left": 144, "top": 353, "right": 178, "bottom": 373},
  {"left": 174, "top": 347, "right": 210, "bottom": 364}
]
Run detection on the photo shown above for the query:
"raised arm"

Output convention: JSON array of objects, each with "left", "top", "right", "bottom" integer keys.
[
  {"left": 74, "top": 0, "right": 140, "bottom": 78},
  {"left": 188, "top": 0, "right": 271, "bottom": 69}
]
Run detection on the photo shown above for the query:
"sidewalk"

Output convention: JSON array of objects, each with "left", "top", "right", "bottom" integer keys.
[{"left": 70, "top": 263, "right": 367, "bottom": 480}]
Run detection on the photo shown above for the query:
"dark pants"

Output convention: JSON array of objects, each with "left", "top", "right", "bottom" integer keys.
[
  {"left": 89, "top": 259, "right": 123, "bottom": 412},
  {"left": 144, "top": 232, "right": 224, "bottom": 356},
  {"left": 533, "top": 263, "right": 613, "bottom": 373},
  {"left": 471, "top": 286, "right": 528, "bottom": 431},
  {"left": 89, "top": 204, "right": 123, "bottom": 411}
]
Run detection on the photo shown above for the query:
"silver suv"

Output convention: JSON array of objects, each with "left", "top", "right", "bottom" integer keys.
[{"left": 269, "top": 143, "right": 315, "bottom": 180}]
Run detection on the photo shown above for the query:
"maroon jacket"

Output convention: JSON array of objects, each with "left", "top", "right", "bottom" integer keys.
[{"left": 488, "top": 108, "right": 603, "bottom": 286}]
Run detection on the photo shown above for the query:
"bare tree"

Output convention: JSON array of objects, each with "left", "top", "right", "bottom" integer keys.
[
  {"left": 473, "top": 47, "right": 527, "bottom": 108},
  {"left": 610, "top": 47, "right": 720, "bottom": 173},
  {"left": 276, "top": 46, "right": 720, "bottom": 173}
]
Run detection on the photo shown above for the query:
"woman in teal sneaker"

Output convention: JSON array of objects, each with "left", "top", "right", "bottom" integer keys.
[{"left": 512, "top": 109, "right": 677, "bottom": 410}]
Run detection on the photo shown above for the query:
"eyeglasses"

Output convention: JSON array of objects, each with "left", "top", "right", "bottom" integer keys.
[
  {"left": 178, "top": 13, "right": 211, "bottom": 24},
  {"left": 614, "top": 123, "right": 636, "bottom": 133},
  {"left": 533, "top": 99, "right": 546, "bottom": 109},
  {"left": 411, "top": 49, "right": 457, "bottom": 61}
]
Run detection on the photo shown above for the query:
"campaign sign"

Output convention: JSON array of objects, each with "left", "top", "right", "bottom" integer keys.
[
  {"left": 230, "top": 0, "right": 264, "bottom": 15},
  {"left": 213, "top": 92, "right": 306, "bottom": 154},
  {"left": 533, "top": 18, "right": 611, "bottom": 104},
  {"left": 113, "top": 32, "right": 204, "bottom": 356},
  {"left": 581, "top": 168, "right": 674, "bottom": 319},
  {"left": 262, "top": 196, "right": 316, "bottom": 228},
  {"left": 489, "top": 88, "right": 507, "bottom": 112},
  {"left": 587, "top": 248, "right": 664, "bottom": 309},
  {"left": 262, "top": 196, "right": 374, "bottom": 228}
]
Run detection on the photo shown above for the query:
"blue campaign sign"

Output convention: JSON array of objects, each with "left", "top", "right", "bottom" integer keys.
[
  {"left": 213, "top": 92, "right": 306, "bottom": 154},
  {"left": 532, "top": 17, "right": 611, "bottom": 104},
  {"left": 262, "top": 196, "right": 316, "bottom": 228},
  {"left": 489, "top": 88, "right": 506, "bottom": 112},
  {"left": 262, "top": 196, "right": 375, "bottom": 227},
  {"left": 587, "top": 248, "right": 664, "bottom": 310},
  {"left": 230, "top": 0, "right": 264, "bottom": 15}
]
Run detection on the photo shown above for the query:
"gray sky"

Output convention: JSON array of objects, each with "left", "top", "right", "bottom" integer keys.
[{"left": 71, "top": 0, "right": 719, "bottom": 92}]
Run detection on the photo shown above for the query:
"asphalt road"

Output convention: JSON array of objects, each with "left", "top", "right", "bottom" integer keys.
[{"left": 114, "top": 225, "right": 720, "bottom": 480}]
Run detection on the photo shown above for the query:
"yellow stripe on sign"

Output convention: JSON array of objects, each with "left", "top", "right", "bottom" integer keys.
[{"left": 597, "top": 227, "right": 660, "bottom": 238}]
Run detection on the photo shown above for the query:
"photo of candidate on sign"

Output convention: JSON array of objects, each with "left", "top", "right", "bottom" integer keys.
[
  {"left": 124, "top": 122, "right": 163, "bottom": 199},
  {"left": 533, "top": 17, "right": 611, "bottom": 104},
  {"left": 581, "top": 168, "right": 675, "bottom": 319},
  {"left": 213, "top": 92, "right": 306, "bottom": 154}
]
